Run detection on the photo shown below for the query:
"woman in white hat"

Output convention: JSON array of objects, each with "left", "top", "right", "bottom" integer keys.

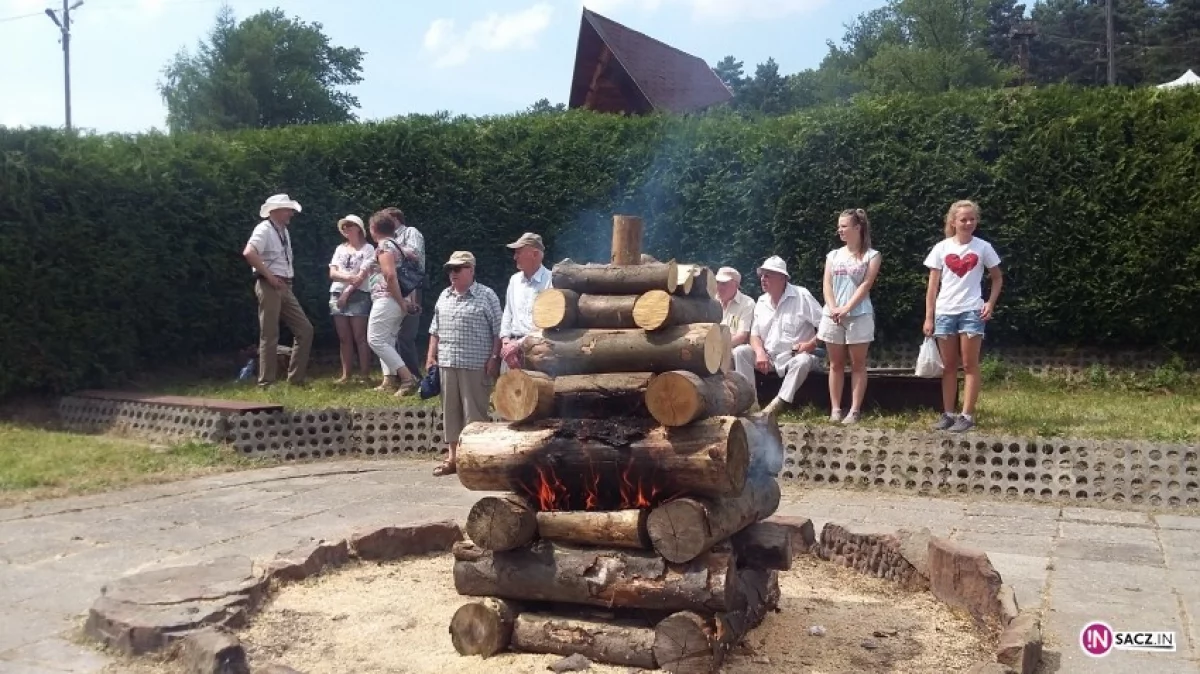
[{"left": 327, "top": 215, "right": 376, "bottom": 383}]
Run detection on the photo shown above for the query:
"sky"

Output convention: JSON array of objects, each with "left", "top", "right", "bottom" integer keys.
[{"left": 0, "top": 0, "right": 880, "bottom": 134}]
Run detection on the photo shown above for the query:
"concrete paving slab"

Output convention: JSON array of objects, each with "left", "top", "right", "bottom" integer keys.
[
  {"left": 1061, "top": 507, "right": 1153, "bottom": 526},
  {"left": 976, "top": 551, "right": 1051, "bottom": 611},
  {"left": 965, "top": 501, "right": 1061, "bottom": 520},
  {"left": 955, "top": 514, "right": 1059, "bottom": 537},
  {"left": 1154, "top": 514, "right": 1200, "bottom": 531},
  {"left": 1050, "top": 558, "right": 1175, "bottom": 607},
  {"left": 0, "top": 638, "right": 108, "bottom": 673},
  {"left": 952, "top": 531, "right": 1056, "bottom": 558}
]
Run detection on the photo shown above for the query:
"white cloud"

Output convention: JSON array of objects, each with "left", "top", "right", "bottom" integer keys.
[
  {"left": 424, "top": 3, "right": 555, "bottom": 69},
  {"left": 580, "top": 0, "right": 827, "bottom": 22}
]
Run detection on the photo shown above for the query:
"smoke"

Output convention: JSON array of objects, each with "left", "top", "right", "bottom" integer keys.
[{"left": 743, "top": 413, "right": 784, "bottom": 480}]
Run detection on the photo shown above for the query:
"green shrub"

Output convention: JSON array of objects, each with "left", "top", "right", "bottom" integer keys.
[{"left": 2, "top": 85, "right": 1199, "bottom": 398}]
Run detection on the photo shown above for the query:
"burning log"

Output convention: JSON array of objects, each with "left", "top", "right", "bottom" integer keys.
[
  {"left": 465, "top": 495, "right": 537, "bottom": 552},
  {"left": 632, "top": 290, "right": 722, "bottom": 332},
  {"left": 646, "top": 472, "right": 782, "bottom": 564},
  {"left": 449, "top": 598, "right": 519, "bottom": 658},
  {"left": 532, "top": 290, "right": 639, "bottom": 330},
  {"left": 652, "top": 569, "right": 781, "bottom": 673},
  {"left": 732, "top": 521, "right": 794, "bottom": 572},
  {"left": 492, "top": 370, "right": 652, "bottom": 423},
  {"left": 551, "top": 259, "right": 679, "bottom": 296},
  {"left": 535, "top": 509, "right": 649, "bottom": 549},
  {"left": 644, "top": 371, "right": 755, "bottom": 427},
  {"left": 511, "top": 613, "right": 657, "bottom": 668},
  {"left": 455, "top": 417, "right": 750, "bottom": 508},
  {"left": 453, "top": 541, "right": 741, "bottom": 613},
  {"left": 522, "top": 324, "right": 725, "bottom": 377},
  {"left": 611, "top": 215, "right": 644, "bottom": 266}
]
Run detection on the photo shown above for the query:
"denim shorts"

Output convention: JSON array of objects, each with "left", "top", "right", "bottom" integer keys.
[
  {"left": 935, "top": 310, "right": 986, "bottom": 338},
  {"left": 329, "top": 290, "right": 372, "bottom": 317}
]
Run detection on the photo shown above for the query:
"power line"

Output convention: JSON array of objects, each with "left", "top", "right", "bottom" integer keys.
[{"left": 0, "top": 10, "right": 46, "bottom": 23}]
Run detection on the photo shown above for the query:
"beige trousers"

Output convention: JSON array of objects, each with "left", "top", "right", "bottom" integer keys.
[
  {"left": 255, "top": 279, "right": 314, "bottom": 385},
  {"left": 441, "top": 367, "right": 492, "bottom": 446}
]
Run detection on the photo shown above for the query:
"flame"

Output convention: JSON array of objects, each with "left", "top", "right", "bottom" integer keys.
[
  {"left": 583, "top": 461, "right": 601, "bottom": 511},
  {"left": 522, "top": 457, "right": 673, "bottom": 512}
]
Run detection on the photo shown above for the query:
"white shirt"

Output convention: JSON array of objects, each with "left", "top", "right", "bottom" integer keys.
[
  {"left": 501, "top": 266, "right": 552, "bottom": 339},
  {"left": 923, "top": 237, "right": 1001, "bottom": 315},
  {"left": 750, "top": 284, "right": 823, "bottom": 371},
  {"left": 722, "top": 291, "right": 755, "bottom": 336},
  {"left": 246, "top": 220, "right": 294, "bottom": 278},
  {"left": 328, "top": 242, "right": 375, "bottom": 293}
]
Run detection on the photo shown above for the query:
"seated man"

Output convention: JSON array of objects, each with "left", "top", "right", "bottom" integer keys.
[
  {"left": 732, "top": 255, "right": 823, "bottom": 417},
  {"left": 715, "top": 266, "right": 755, "bottom": 348}
]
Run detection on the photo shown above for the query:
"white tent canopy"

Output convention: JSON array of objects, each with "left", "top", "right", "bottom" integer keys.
[{"left": 1156, "top": 69, "right": 1200, "bottom": 89}]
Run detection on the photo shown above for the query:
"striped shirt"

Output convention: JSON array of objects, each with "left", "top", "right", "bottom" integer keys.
[{"left": 429, "top": 281, "right": 502, "bottom": 369}]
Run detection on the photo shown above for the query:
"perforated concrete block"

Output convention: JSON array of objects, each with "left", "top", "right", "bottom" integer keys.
[
  {"left": 352, "top": 407, "right": 445, "bottom": 457},
  {"left": 228, "top": 408, "right": 353, "bottom": 460},
  {"left": 57, "top": 396, "right": 228, "bottom": 443}
]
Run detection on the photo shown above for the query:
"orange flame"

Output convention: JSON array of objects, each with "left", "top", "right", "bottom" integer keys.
[{"left": 522, "top": 457, "right": 674, "bottom": 512}]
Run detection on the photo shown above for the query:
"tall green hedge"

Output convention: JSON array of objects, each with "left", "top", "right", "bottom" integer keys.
[{"left": 2, "top": 86, "right": 1198, "bottom": 397}]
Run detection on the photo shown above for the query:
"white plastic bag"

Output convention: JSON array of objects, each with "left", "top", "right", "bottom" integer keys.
[{"left": 915, "top": 337, "right": 944, "bottom": 378}]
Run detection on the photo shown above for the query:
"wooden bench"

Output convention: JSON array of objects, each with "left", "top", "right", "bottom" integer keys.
[{"left": 753, "top": 367, "right": 951, "bottom": 413}]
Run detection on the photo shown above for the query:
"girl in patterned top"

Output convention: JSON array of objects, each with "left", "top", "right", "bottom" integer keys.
[
  {"left": 327, "top": 215, "right": 375, "bottom": 383},
  {"left": 817, "top": 208, "right": 883, "bottom": 425}
]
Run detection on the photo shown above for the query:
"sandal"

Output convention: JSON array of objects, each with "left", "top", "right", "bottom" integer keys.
[
  {"left": 433, "top": 459, "right": 457, "bottom": 476},
  {"left": 395, "top": 379, "right": 419, "bottom": 397}
]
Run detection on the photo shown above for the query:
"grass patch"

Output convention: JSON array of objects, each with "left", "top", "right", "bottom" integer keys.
[
  {"left": 0, "top": 423, "right": 256, "bottom": 506},
  {"left": 782, "top": 357, "right": 1200, "bottom": 443},
  {"left": 155, "top": 374, "right": 439, "bottom": 410}
]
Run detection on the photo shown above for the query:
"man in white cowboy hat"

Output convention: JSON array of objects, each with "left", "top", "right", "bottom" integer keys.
[
  {"left": 732, "top": 255, "right": 823, "bottom": 417},
  {"left": 715, "top": 266, "right": 755, "bottom": 348},
  {"left": 499, "top": 232, "right": 552, "bottom": 371},
  {"left": 242, "top": 193, "right": 314, "bottom": 386}
]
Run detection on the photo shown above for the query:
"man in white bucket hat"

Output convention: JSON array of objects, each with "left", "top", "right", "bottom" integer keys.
[
  {"left": 242, "top": 193, "right": 314, "bottom": 386},
  {"left": 732, "top": 255, "right": 823, "bottom": 417}
]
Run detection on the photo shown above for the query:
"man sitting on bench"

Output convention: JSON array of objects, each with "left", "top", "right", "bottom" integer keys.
[{"left": 732, "top": 255, "right": 824, "bottom": 417}]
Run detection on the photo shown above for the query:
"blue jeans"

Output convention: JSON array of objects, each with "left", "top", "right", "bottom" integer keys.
[{"left": 935, "top": 310, "right": 986, "bottom": 338}]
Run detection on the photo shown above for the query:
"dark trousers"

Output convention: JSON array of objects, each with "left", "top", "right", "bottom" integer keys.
[{"left": 396, "top": 294, "right": 422, "bottom": 377}]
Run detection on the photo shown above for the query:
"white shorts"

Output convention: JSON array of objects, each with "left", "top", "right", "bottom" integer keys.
[{"left": 817, "top": 313, "right": 875, "bottom": 345}]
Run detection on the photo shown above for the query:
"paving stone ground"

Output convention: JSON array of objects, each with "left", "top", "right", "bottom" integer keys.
[{"left": 1, "top": 457, "right": 1197, "bottom": 673}]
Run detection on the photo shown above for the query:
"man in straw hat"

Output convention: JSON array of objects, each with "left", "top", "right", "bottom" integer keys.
[
  {"left": 499, "top": 232, "right": 552, "bottom": 371},
  {"left": 732, "top": 255, "right": 823, "bottom": 417},
  {"left": 242, "top": 193, "right": 314, "bottom": 387}
]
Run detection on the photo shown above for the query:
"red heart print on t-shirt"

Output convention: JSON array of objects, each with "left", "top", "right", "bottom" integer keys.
[{"left": 945, "top": 252, "right": 979, "bottom": 277}]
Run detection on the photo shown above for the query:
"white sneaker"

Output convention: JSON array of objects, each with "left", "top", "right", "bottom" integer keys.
[
  {"left": 841, "top": 410, "right": 861, "bottom": 425},
  {"left": 829, "top": 409, "right": 843, "bottom": 423}
]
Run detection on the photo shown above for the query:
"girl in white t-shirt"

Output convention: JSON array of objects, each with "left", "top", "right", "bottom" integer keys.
[
  {"left": 922, "top": 200, "right": 1004, "bottom": 433},
  {"left": 817, "top": 208, "right": 882, "bottom": 425}
]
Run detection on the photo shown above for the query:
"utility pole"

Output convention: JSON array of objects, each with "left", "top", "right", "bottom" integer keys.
[
  {"left": 44, "top": 0, "right": 84, "bottom": 130},
  {"left": 1106, "top": 0, "right": 1116, "bottom": 85}
]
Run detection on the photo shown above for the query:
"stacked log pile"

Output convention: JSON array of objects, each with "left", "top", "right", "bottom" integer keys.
[{"left": 448, "top": 215, "right": 787, "bottom": 672}]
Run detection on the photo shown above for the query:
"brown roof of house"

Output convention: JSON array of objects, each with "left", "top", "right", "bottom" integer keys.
[{"left": 569, "top": 9, "right": 733, "bottom": 114}]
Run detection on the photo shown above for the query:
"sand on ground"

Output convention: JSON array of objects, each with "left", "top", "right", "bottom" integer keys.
[{"left": 104, "top": 551, "right": 996, "bottom": 673}]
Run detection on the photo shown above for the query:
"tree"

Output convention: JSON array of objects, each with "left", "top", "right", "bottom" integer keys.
[
  {"left": 159, "top": 5, "right": 365, "bottom": 132},
  {"left": 713, "top": 56, "right": 747, "bottom": 94},
  {"left": 528, "top": 98, "right": 567, "bottom": 114}
]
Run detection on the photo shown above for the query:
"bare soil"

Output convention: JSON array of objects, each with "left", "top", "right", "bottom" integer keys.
[{"left": 103, "top": 551, "right": 995, "bottom": 674}]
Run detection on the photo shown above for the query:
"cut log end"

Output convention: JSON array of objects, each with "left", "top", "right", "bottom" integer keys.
[
  {"left": 633, "top": 290, "right": 671, "bottom": 331},
  {"left": 533, "top": 289, "right": 576, "bottom": 330},
  {"left": 702, "top": 324, "right": 725, "bottom": 375},
  {"left": 465, "top": 495, "right": 537, "bottom": 552},
  {"left": 644, "top": 371, "right": 705, "bottom": 427},
  {"left": 493, "top": 370, "right": 556, "bottom": 423},
  {"left": 449, "top": 599, "right": 517, "bottom": 658},
  {"left": 653, "top": 611, "right": 713, "bottom": 673}
]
